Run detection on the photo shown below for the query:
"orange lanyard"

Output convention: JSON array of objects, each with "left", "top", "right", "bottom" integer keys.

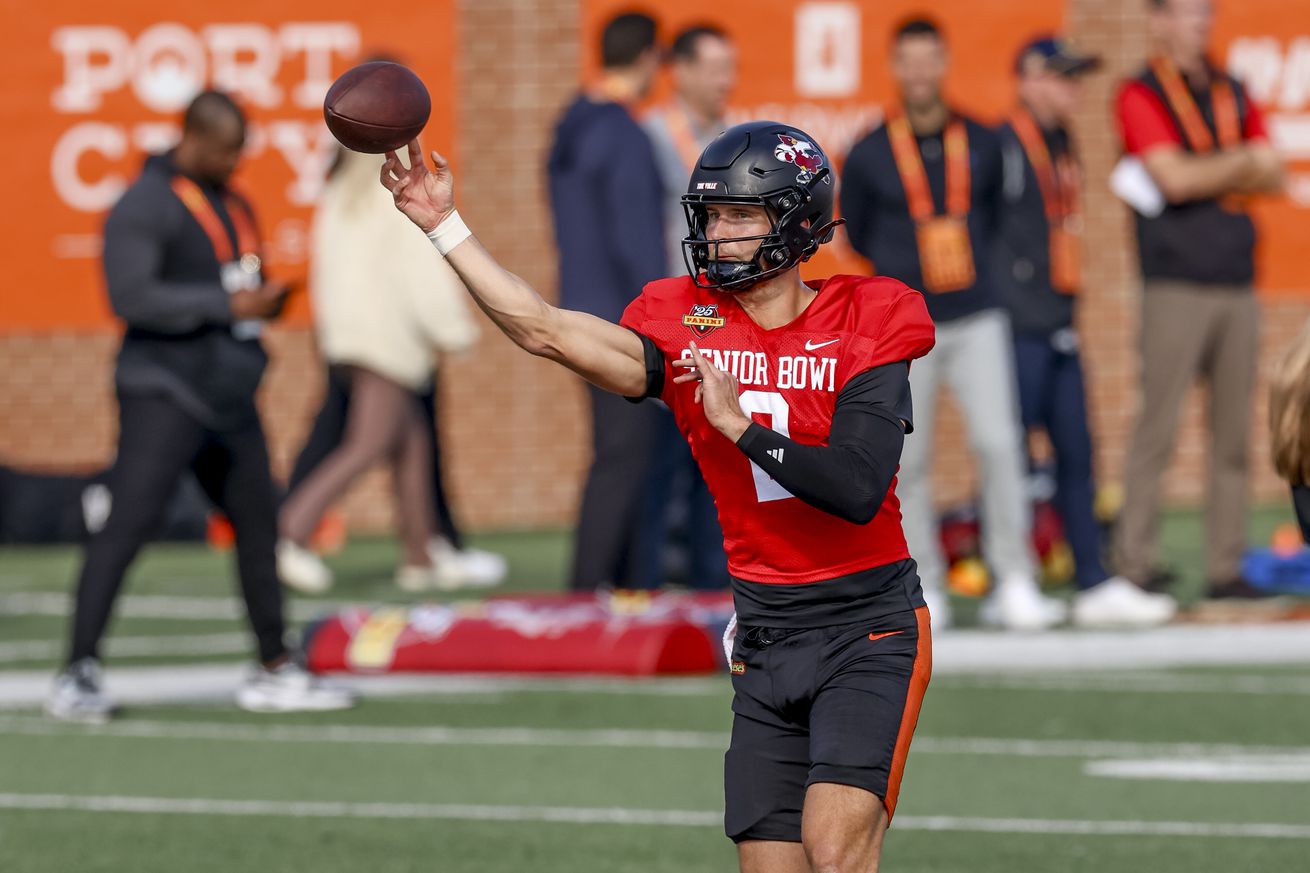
[
  {"left": 1150, "top": 56, "right": 1240, "bottom": 153},
  {"left": 664, "top": 103, "right": 707, "bottom": 171},
  {"left": 887, "top": 112, "right": 971, "bottom": 221},
  {"left": 170, "top": 176, "right": 260, "bottom": 266},
  {"left": 1009, "top": 109, "right": 1080, "bottom": 225}
]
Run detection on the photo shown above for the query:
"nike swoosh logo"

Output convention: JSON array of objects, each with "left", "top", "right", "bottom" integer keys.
[
  {"left": 868, "top": 630, "right": 905, "bottom": 643},
  {"left": 805, "top": 338, "right": 840, "bottom": 351}
]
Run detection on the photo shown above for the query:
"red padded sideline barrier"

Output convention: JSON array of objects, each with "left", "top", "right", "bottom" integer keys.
[{"left": 303, "top": 591, "right": 734, "bottom": 676}]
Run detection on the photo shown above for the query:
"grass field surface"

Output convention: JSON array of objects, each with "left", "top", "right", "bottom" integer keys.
[{"left": 1, "top": 506, "right": 1307, "bottom": 872}]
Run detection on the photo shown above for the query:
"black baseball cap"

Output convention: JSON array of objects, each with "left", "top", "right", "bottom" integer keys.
[{"left": 1015, "top": 36, "right": 1102, "bottom": 77}]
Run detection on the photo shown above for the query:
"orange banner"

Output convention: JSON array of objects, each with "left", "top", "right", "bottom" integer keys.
[
  {"left": 582, "top": 0, "right": 1064, "bottom": 281},
  {"left": 0, "top": 2, "right": 455, "bottom": 332},
  {"left": 1218, "top": 7, "right": 1310, "bottom": 296}
]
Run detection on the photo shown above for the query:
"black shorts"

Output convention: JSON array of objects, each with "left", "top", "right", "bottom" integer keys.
[{"left": 723, "top": 606, "right": 931, "bottom": 843}]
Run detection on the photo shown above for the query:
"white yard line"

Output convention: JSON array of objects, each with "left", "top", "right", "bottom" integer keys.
[
  {"left": 0, "top": 716, "right": 728, "bottom": 750},
  {"left": 6, "top": 658, "right": 1310, "bottom": 712},
  {"left": 5, "top": 591, "right": 1310, "bottom": 671},
  {"left": 0, "top": 634, "right": 250, "bottom": 663},
  {"left": 1085, "top": 755, "right": 1310, "bottom": 782},
  {"left": 930, "top": 622, "right": 1310, "bottom": 672},
  {"left": 912, "top": 736, "right": 1310, "bottom": 759},
  {"left": 936, "top": 672, "right": 1310, "bottom": 696},
  {"left": 2, "top": 715, "right": 1309, "bottom": 762},
  {"left": 0, "top": 592, "right": 358, "bottom": 623},
  {"left": 0, "top": 793, "right": 1307, "bottom": 839},
  {"left": 893, "top": 815, "right": 1310, "bottom": 839},
  {"left": 0, "top": 665, "right": 729, "bottom": 709},
  {"left": 0, "top": 793, "right": 719, "bottom": 827}
]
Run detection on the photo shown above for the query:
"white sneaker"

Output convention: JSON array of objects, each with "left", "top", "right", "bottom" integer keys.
[
  {"left": 395, "top": 564, "right": 437, "bottom": 592},
  {"left": 45, "top": 658, "right": 114, "bottom": 724},
  {"left": 1073, "top": 576, "right": 1177, "bottom": 629},
  {"left": 455, "top": 547, "right": 508, "bottom": 587},
  {"left": 276, "top": 539, "right": 333, "bottom": 594},
  {"left": 236, "top": 661, "right": 356, "bottom": 713},
  {"left": 921, "top": 585, "right": 952, "bottom": 631},
  {"left": 980, "top": 575, "right": 1067, "bottom": 631},
  {"left": 429, "top": 539, "right": 508, "bottom": 590}
]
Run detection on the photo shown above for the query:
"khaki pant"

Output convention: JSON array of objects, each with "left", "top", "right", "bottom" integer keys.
[{"left": 1115, "top": 279, "right": 1259, "bottom": 585}]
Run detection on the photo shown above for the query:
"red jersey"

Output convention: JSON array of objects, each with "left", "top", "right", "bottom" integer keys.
[{"left": 620, "top": 274, "right": 935, "bottom": 585}]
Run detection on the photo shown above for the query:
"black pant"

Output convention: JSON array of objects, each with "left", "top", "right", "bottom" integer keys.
[
  {"left": 1293, "top": 485, "right": 1310, "bottom": 545},
  {"left": 569, "top": 385, "right": 658, "bottom": 590},
  {"left": 1013, "top": 334, "right": 1107, "bottom": 589},
  {"left": 629, "top": 405, "right": 728, "bottom": 590},
  {"left": 69, "top": 391, "right": 287, "bottom": 665},
  {"left": 286, "top": 366, "right": 463, "bottom": 549}
]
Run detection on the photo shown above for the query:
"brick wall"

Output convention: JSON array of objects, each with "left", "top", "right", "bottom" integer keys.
[{"left": 1, "top": 0, "right": 1304, "bottom": 534}]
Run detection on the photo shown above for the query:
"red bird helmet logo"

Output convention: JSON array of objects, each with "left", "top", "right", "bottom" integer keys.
[{"left": 774, "top": 134, "right": 823, "bottom": 183}]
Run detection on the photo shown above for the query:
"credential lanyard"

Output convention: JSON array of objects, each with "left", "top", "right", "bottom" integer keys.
[
  {"left": 1150, "top": 56, "right": 1240, "bottom": 153},
  {"left": 1009, "top": 108, "right": 1080, "bottom": 227},
  {"left": 170, "top": 176, "right": 262, "bottom": 273},
  {"left": 887, "top": 112, "right": 971, "bottom": 221}
]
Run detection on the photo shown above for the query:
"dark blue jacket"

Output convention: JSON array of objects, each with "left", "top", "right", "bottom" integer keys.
[
  {"left": 993, "top": 121, "right": 1077, "bottom": 337},
  {"left": 547, "top": 96, "right": 666, "bottom": 325}
]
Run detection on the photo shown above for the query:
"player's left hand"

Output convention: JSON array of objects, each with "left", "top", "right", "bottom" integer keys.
[{"left": 673, "top": 341, "right": 751, "bottom": 442}]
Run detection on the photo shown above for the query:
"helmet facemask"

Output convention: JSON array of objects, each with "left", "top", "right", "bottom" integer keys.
[{"left": 681, "top": 167, "right": 840, "bottom": 292}]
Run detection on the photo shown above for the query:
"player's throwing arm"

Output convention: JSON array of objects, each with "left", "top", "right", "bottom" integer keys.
[{"left": 380, "top": 140, "right": 647, "bottom": 397}]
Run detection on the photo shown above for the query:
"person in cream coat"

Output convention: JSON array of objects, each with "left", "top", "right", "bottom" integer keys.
[{"left": 278, "top": 147, "right": 486, "bottom": 593}]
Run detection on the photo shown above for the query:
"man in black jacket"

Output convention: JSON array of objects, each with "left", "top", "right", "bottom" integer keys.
[
  {"left": 996, "top": 37, "right": 1176, "bottom": 628},
  {"left": 547, "top": 12, "right": 668, "bottom": 590},
  {"left": 841, "top": 18, "right": 1063, "bottom": 631},
  {"left": 46, "top": 91, "right": 352, "bottom": 722}
]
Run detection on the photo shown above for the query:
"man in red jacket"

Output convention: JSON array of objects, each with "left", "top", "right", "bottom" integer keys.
[
  {"left": 1114, "top": 0, "right": 1283, "bottom": 599},
  {"left": 381, "top": 120, "right": 933, "bottom": 870}
]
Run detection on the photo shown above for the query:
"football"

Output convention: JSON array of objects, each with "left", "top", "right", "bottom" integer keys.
[{"left": 323, "top": 61, "right": 431, "bottom": 154}]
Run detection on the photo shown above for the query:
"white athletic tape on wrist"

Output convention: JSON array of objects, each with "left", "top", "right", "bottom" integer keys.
[{"left": 426, "top": 210, "right": 472, "bottom": 256}]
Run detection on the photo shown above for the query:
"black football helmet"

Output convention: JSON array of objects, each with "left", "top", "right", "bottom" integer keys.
[{"left": 681, "top": 120, "right": 842, "bottom": 290}]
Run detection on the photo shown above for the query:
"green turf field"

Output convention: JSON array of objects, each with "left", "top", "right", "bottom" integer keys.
[{"left": 1, "top": 506, "right": 1307, "bottom": 872}]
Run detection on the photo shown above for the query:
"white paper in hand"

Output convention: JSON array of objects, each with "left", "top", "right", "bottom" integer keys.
[
  {"left": 722, "top": 613, "right": 737, "bottom": 666},
  {"left": 1110, "top": 157, "right": 1166, "bottom": 218}
]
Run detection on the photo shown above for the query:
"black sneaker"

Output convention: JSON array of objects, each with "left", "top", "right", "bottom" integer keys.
[
  {"left": 1205, "top": 577, "right": 1274, "bottom": 600},
  {"left": 1142, "top": 566, "right": 1179, "bottom": 594}
]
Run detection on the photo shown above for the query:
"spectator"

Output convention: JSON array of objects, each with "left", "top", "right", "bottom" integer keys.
[
  {"left": 842, "top": 17, "right": 1064, "bottom": 630},
  {"left": 996, "top": 36, "right": 1176, "bottom": 627},
  {"left": 46, "top": 91, "right": 353, "bottom": 722},
  {"left": 1113, "top": 0, "right": 1284, "bottom": 599},
  {"left": 277, "top": 146, "right": 482, "bottom": 594},
  {"left": 637, "top": 24, "right": 738, "bottom": 590},
  {"left": 1269, "top": 319, "right": 1310, "bottom": 543},
  {"left": 547, "top": 12, "right": 667, "bottom": 590},
  {"left": 285, "top": 369, "right": 507, "bottom": 590},
  {"left": 646, "top": 25, "right": 738, "bottom": 277}
]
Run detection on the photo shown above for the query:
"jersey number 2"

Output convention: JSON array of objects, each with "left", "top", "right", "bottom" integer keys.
[{"left": 737, "top": 391, "right": 794, "bottom": 503}]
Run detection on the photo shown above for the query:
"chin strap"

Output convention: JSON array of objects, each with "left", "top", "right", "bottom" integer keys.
[{"left": 704, "top": 259, "right": 763, "bottom": 288}]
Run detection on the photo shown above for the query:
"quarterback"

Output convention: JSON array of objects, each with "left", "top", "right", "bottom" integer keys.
[{"left": 382, "top": 121, "right": 934, "bottom": 873}]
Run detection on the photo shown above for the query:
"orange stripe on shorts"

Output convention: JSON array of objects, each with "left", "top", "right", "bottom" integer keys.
[{"left": 882, "top": 605, "right": 932, "bottom": 820}]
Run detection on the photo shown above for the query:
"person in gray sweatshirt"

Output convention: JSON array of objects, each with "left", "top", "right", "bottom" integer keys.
[{"left": 46, "top": 91, "right": 352, "bottom": 723}]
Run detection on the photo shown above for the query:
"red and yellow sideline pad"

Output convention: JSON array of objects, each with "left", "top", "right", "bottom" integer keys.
[{"left": 302, "top": 591, "right": 734, "bottom": 676}]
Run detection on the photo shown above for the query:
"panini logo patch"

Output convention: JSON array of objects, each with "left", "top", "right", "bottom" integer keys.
[
  {"left": 682, "top": 303, "right": 725, "bottom": 337},
  {"left": 729, "top": 660, "right": 746, "bottom": 675}
]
